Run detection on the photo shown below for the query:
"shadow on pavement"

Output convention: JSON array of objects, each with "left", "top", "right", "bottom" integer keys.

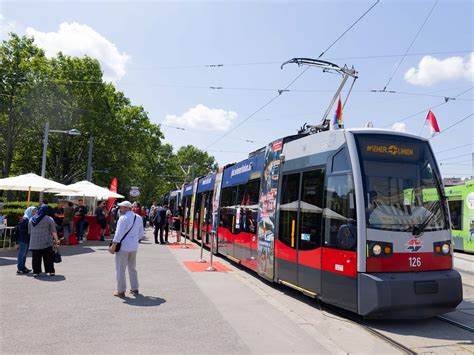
[
  {"left": 55, "top": 246, "right": 96, "bottom": 257},
  {"left": 0, "top": 257, "right": 17, "bottom": 267},
  {"left": 122, "top": 294, "right": 166, "bottom": 307},
  {"left": 27, "top": 274, "right": 66, "bottom": 282}
]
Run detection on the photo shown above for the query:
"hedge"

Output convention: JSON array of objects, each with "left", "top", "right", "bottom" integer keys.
[
  {"left": 2, "top": 201, "right": 58, "bottom": 210},
  {"left": 1, "top": 208, "right": 25, "bottom": 226},
  {"left": 1, "top": 201, "right": 58, "bottom": 226}
]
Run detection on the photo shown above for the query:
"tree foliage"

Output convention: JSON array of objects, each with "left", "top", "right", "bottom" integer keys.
[{"left": 0, "top": 33, "right": 217, "bottom": 205}]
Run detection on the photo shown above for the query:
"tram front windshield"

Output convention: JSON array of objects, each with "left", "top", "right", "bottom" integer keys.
[{"left": 356, "top": 134, "right": 448, "bottom": 232}]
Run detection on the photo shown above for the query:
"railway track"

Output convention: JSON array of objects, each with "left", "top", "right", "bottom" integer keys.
[{"left": 320, "top": 304, "right": 416, "bottom": 355}]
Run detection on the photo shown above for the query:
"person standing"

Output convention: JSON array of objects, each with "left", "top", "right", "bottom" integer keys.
[
  {"left": 16, "top": 206, "right": 37, "bottom": 274},
  {"left": 62, "top": 202, "right": 74, "bottom": 245},
  {"left": 95, "top": 201, "right": 107, "bottom": 241},
  {"left": 108, "top": 201, "right": 144, "bottom": 297},
  {"left": 140, "top": 206, "right": 147, "bottom": 229},
  {"left": 74, "top": 199, "right": 88, "bottom": 243},
  {"left": 153, "top": 204, "right": 167, "bottom": 244},
  {"left": 132, "top": 202, "right": 141, "bottom": 215},
  {"left": 29, "top": 205, "right": 60, "bottom": 277},
  {"left": 165, "top": 205, "right": 172, "bottom": 243},
  {"left": 174, "top": 205, "right": 183, "bottom": 244},
  {"left": 109, "top": 203, "right": 118, "bottom": 235}
]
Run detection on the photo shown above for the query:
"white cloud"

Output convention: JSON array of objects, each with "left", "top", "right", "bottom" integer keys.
[
  {"left": 25, "top": 22, "right": 129, "bottom": 82},
  {"left": 164, "top": 104, "right": 238, "bottom": 131},
  {"left": 404, "top": 53, "right": 474, "bottom": 86},
  {"left": 1, "top": 14, "right": 20, "bottom": 39},
  {"left": 391, "top": 122, "right": 407, "bottom": 133}
]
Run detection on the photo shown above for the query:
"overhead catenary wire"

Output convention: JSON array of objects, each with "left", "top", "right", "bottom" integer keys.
[
  {"left": 317, "top": 0, "right": 380, "bottom": 58},
  {"left": 161, "top": 124, "right": 264, "bottom": 144},
  {"left": 384, "top": 87, "right": 473, "bottom": 128},
  {"left": 437, "top": 153, "right": 473, "bottom": 162},
  {"left": 201, "top": 0, "right": 382, "bottom": 150},
  {"left": 381, "top": 0, "right": 438, "bottom": 91},
  {"left": 431, "top": 113, "right": 473, "bottom": 139},
  {"left": 124, "top": 51, "right": 472, "bottom": 70},
  {"left": 434, "top": 143, "right": 473, "bottom": 154}
]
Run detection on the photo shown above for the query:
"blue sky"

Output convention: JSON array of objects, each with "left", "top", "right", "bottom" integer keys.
[{"left": 2, "top": 0, "right": 473, "bottom": 178}]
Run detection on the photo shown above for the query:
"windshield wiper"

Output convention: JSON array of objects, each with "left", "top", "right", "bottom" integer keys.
[{"left": 412, "top": 200, "right": 441, "bottom": 236}]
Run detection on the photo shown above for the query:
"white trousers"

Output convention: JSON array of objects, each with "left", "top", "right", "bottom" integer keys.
[{"left": 115, "top": 250, "right": 139, "bottom": 292}]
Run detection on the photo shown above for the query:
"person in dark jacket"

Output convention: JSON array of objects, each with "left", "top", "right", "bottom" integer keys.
[
  {"left": 153, "top": 205, "right": 167, "bottom": 244},
  {"left": 74, "top": 199, "right": 88, "bottom": 243},
  {"left": 16, "top": 206, "right": 37, "bottom": 274},
  {"left": 95, "top": 201, "right": 107, "bottom": 241}
]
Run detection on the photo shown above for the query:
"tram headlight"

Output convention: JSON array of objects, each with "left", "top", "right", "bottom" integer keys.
[
  {"left": 441, "top": 243, "right": 450, "bottom": 255},
  {"left": 372, "top": 244, "right": 382, "bottom": 256}
]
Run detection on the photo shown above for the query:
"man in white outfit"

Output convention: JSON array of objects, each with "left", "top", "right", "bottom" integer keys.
[{"left": 109, "top": 201, "right": 144, "bottom": 297}]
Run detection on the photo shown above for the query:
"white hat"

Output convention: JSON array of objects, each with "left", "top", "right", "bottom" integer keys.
[{"left": 117, "top": 201, "right": 132, "bottom": 208}]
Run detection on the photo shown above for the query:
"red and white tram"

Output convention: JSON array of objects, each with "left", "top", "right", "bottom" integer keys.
[{"left": 174, "top": 128, "right": 462, "bottom": 319}]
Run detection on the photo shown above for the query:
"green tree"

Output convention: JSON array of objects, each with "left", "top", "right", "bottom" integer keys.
[
  {"left": 1, "top": 32, "right": 217, "bottom": 205},
  {"left": 0, "top": 34, "right": 47, "bottom": 178},
  {"left": 172, "top": 145, "right": 218, "bottom": 183}
]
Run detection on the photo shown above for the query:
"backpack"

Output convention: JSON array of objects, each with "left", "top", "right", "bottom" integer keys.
[{"left": 11, "top": 218, "right": 27, "bottom": 242}]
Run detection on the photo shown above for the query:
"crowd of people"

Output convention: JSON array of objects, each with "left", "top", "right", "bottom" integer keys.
[{"left": 13, "top": 198, "right": 184, "bottom": 297}]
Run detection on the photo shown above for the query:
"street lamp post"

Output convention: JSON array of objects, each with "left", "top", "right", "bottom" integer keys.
[{"left": 39, "top": 122, "right": 81, "bottom": 201}]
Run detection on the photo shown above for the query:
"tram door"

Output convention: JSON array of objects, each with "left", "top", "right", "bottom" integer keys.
[{"left": 277, "top": 169, "right": 324, "bottom": 294}]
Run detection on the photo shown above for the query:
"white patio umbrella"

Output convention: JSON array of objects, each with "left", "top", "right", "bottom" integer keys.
[
  {"left": 0, "top": 173, "right": 79, "bottom": 206},
  {"left": 58, "top": 180, "right": 124, "bottom": 199}
]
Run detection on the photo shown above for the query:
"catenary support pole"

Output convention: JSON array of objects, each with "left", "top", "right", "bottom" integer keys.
[
  {"left": 39, "top": 122, "right": 50, "bottom": 202},
  {"left": 86, "top": 136, "right": 94, "bottom": 181}
]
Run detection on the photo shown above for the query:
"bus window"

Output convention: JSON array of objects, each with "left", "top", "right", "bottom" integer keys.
[
  {"left": 324, "top": 174, "right": 357, "bottom": 251},
  {"left": 279, "top": 173, "right": 300, "bottom": 248},
  {"left": 299, "top": 169, "right": 325, "bottom": 251},
  {"left": 448, "top": 200, "right": 463, "bottom": 230}
]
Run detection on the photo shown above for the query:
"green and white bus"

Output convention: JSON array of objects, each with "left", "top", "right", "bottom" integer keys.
[{"left": 445, "top": 180, "right": 474, "bottom": 253}]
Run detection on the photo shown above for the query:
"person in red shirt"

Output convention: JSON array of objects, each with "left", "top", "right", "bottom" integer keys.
[
  {"left": 132, "top": 202, "right": 141, "bottom": 215},
  {"left": 140, "top": 206, "right": 147, "bottom": 228}
]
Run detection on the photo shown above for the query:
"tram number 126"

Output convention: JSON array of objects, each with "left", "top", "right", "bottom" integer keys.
[{"left": 409, "top": 257, "right": 422, "bottom": 268}]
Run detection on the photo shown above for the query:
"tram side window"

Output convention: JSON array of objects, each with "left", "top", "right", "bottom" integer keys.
[
  {"left": 240, "top": 179, "right": 260, "bottom": 234},
  {"left": 204, "top": 193, "right": 213, "bottom": 225},
  {"left": 279, "top": 173, "right": 300, "bottom": 248},
  {"left": 448, "top": 200, "right": 463, "bottom": 230},
  {"left": 299, "top": 169, "right": 325, "bottom": 251},
  {"left": 194, "top": 193, "right": 203, "bottom": 221},
  {"left": 324, "top": 174, "right": 357, "bottom": 251},
  {"left": 219, "top": 186, "right": 238, "bottom": 232},
  {"left": 332, "top": 148, "right": 351, "bottom": 173}
]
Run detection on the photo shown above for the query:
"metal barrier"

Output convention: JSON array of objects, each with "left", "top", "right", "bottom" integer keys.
[
  {"left": 0, "top": 227, "right": 15, "bottom": 249},
  {"left": 206, "top": 231, "right": 217, "bottom": 272},
  {"left": 196, "top": 231, "right": 206, "bottom": 263}
]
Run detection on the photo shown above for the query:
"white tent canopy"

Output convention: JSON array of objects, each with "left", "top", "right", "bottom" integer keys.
[
  {"left": 57, "top": 180, "right": 123, "bottom": 199},
  {"left": 0, "top": 173, "right": 78, "bottom": 194}
]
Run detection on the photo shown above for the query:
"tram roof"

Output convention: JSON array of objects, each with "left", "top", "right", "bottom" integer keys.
[{"left": 343, "top": 128, "right": 429, "bottom": 141}]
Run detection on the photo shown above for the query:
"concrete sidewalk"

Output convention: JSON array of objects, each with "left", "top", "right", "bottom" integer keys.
[{"left": 1, "top": 229, "right": 400, "bottom": 354}]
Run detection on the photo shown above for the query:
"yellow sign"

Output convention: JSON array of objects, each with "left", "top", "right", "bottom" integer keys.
[{"left": 366, "top": 144, "right": 414, "bottom": 156}]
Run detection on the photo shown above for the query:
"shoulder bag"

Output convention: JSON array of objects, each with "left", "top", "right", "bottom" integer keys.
[{"left": 110, "top": 215, "right": 137, "bottom": 252}]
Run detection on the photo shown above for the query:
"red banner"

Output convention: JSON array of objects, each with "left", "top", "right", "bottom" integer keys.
[{"left": 106, "top": 177, "right": 118, "bottom": 212}]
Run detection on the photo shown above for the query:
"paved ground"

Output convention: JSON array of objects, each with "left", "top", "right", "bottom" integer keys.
[{"left": 0, "top": 229, "right": 472, "bottom": 354}]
